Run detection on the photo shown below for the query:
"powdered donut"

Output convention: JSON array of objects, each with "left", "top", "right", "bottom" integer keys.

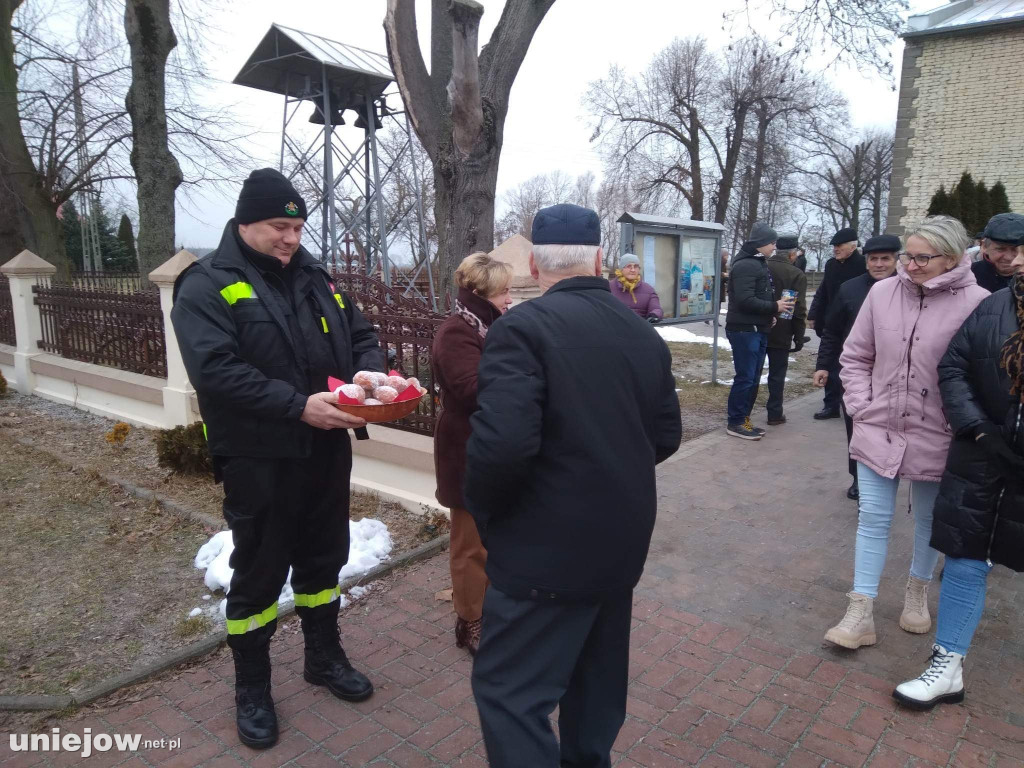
[
  {"left": 364, "top": 398, "right": 383, "bottom": 405},
  {"left": 405, "top": 377, "right": 421, "bottom": 391},
  {"left": 386, "top": 375, "right": 408, "bottom": 392},
  {"left": 372, "top": 386, "right": 399, "bottom": 404},
  {"left": 338, "top": 383, "right": 365, "bottom": 402},
  {"left": 352, "top": 370, "right": 377, "bottom": 390}
]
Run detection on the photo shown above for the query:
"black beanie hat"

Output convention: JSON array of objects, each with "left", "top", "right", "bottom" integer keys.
[
  {"left": 829, "top": 227, "right": 858, "bottom": 246},
  {"left": 235, "top": 168, "right": 308, "bottom": 224},
  {"left": 747, "top": 221, "right": 778, "bottom": 249}
]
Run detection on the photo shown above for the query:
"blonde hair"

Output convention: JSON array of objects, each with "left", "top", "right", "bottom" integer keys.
[
  {"left": 904, "top": 216, "right": 971, "bottom": 261},
  {"left": 455, "top": 252, "right": 513, "bottom": 297}
]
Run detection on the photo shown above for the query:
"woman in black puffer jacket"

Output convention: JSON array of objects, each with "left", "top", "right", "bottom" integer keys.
[{"left": 892, "top": 256, "right": 1024, "bottom": 711}]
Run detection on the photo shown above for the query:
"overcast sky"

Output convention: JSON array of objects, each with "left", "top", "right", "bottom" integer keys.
[{"left": 174, "top": 0, "right": 934, "bottom": 247}]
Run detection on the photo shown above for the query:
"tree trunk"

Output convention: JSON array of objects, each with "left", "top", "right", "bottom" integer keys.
[
  {"left": 124, "top": 0, "right": 182, "bottom": 280},
  {"left": 687, "top": 107, "right": 703, "bottom": 220},
  {"left": 714, "top": 103, "right": 749, "bottom": 224},
  {"left": 745, "top": 107, "right": 770, "bottom": 233},
  {"left": 0, "top": 0, "right": 67, "bottom": 272},
  {"left": 386, "top": 0, "right": 554, "bottom": 303}
]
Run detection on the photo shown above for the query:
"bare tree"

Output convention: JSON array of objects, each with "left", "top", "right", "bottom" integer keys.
[
  {"left": 727, "top": 0, "right": 907, "bottom": 77},
  {"left": 0, "top": 0, "right": 65, "bottom": 266},
  {"left": 786, "top": 124, "right": 893, "bottom": 238},
  {"left": 385, "top": 0, "right": 556, "bottom": 300},
  {"left": 124, "top": 0, "right": 183, "bottom": 277}
]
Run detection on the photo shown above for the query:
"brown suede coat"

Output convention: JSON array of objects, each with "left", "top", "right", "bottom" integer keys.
[{"left": 432, "top": 289, "right": 503, "bottom": 508}]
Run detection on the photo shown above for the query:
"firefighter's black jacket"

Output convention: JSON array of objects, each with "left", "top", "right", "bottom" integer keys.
[{"left": 171, "top": 221, "right": 385, "bottom": 458}]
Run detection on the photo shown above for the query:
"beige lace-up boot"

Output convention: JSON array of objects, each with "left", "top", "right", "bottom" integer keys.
[
  {"left": 900, "top": 575, "right": 931, "bottom": 634},
  {"left": 825, "top": 592, "right": 877, "bottom": 649}
]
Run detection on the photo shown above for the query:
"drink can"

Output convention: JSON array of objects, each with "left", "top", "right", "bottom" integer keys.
[{"left": 779, "top": 289, "right": 797, "bottom": 320}]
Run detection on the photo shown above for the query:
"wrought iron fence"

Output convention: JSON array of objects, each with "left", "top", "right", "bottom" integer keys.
[
  {"left": 0, "top": 273, "right": 14, "bottom": 346},
  {"left": 332, "top": 270, "right": 446, "bottom": 437},
  {"left": 33, "top": 275, "right": 167, "bottom": 377}
]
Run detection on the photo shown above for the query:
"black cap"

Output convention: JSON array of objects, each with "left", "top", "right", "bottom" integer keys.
[
  {"left": 974, "top": 231, "right": 985, "bottom": 240},
  {"left": 863, "top": 234, "right": 901, "bottom": 254},
  {"left": 531, "top": 203, "right": 600, "bottom": 246},
  {"left": 776, "top": 234, "right": 799, "bottom": 250},
  {"left": 982, "top": 213, "right": 1024, "bottom": 245},
  {"left": 235, "top": 168, "right": 308, "bottom": 224},
  {"left": 830, "top": 227, "right": 858, "bottom": 246}
]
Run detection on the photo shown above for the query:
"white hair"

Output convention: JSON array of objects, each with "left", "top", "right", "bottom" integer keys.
[{"left": 531, "top": 243, "right": 600, "bottom": 273}]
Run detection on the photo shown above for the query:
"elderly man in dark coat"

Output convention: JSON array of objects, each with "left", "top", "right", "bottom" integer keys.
[
  {"left": 465, "top": 203, "right": 682, "bottom": 768},
  {"left": 761, "top": 234, "right": 808, "bottom": 425},
  {"left": 973, "top": 213, "right": 1024, "bottom": 293},
  {"left": 808, "top": 227, "right": 867, "bottom": 419}
]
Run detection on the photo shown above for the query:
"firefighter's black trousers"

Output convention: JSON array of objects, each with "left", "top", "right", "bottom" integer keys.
[{"left": 218, "top": 430, "right": 352, "bottom": 650}]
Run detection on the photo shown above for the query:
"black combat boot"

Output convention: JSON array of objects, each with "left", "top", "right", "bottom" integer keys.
[
  {"left": 231, "top": 644, "right": 278, "bottom": 750},
  {"left": 301, "top": 609, "right": 374, "bottom": 702}
]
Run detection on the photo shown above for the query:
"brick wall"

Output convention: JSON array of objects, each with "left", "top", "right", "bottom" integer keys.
[{"left": 888, "top": 25, "right": 1024, "bottom": 234}]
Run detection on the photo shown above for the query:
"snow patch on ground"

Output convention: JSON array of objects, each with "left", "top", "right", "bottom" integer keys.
[
  {"left": 189, "top": 519, "right": 393, "bottom": 619},
  {"left": 656, "top": 326, "right": 732, "bottom": 349},
  {"left": 709, "top": 375, "right": 788, "bottom": 386}
]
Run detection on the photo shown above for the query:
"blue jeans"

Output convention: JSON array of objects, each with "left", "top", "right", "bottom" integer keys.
[
  {"left": 935, "top": 558, "right": 992, "bottom": 656},
  {"left": 726, "top": 330, "right": 767, "bottom": 426},
  {"left": 853, "top": 462, "right": 941, "bottom": 599}
]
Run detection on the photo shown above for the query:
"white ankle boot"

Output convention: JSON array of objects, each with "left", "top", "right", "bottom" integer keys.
[
  {"left": 824, "top": 592, "right": 876, "bottom": 649},
  {"left": 900, "top": 575, "right": 931, "bottom": 634},
  {"left": 893, "top": 644, "right": 964, "bottom": 710}
]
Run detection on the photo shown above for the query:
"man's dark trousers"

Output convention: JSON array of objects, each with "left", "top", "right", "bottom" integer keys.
[
  {"left": 220, "top": 430, "right": 353, "bottom": 649},
  {"left": 842, "top": 404, "right": 855, "bottom": 477},
  {"left": 765, "top": 347, "right": 790, "bottom": 422},
  {"left": 726, "top": 330, "right": 768, "bottom": 425},
  {"left": 822, "top": 364, "right": 842, "bottom": 414},
  {"left": 471, "top": 587, "right": 632, "bottom": 768}
]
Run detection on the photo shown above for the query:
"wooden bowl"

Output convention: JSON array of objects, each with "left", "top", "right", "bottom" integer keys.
[{"left": 334, "top": 392, "right": 426, "bottom": 423}]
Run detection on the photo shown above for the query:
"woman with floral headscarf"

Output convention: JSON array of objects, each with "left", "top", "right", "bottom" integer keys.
[
  {"left": 609, "top": 253, "right": 663, "bottom": 322},
  {"left": 892, "top": 245, "right": 1024, "bottom": 710}
]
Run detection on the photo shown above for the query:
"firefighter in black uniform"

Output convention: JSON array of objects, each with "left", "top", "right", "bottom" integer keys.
[{"left": 171, "top": 169, "right": 386, "bottom": 750}]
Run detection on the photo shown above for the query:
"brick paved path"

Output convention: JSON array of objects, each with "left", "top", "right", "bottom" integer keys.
[{"left": 3, "top": 393, "right": 1023, "bottom": 767}]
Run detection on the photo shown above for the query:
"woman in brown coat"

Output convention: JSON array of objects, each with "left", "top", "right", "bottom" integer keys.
[{"left": 431, "top": 253, "right": 513, "bottom": 654}]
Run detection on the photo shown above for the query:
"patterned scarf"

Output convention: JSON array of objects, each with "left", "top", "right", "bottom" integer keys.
[
  {"left": 1000, "top": 272, "right": 1024, "bottom": 401},
  {"left": 615, "top": 270, "right": 641, "bottom": 303},
  {"left": 454, "top": 299, "right": 489, "bottom": 339}
]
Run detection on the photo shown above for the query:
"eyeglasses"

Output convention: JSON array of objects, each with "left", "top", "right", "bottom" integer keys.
[{"left": 897, "top": 252, "right": 945, "bottom": 267}]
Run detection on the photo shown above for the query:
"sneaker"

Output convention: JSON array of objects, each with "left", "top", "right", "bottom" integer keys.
[
  {"left": 727, "top": 423, "right": 763, "bottom": 440},
  {"left": 893, "top": 644, "right": 964, "bottom": 710},
  {"left": 744, "top": 417, "right": 767, "bottom": 436}
]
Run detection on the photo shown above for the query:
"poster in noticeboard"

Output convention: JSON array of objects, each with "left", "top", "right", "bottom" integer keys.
[{"left": 678, "top": 237, "right": 717, "bottom": 318}]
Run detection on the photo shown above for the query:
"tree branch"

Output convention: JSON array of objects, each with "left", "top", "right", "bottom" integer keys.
[
  {"left": 478, "top": 0, "right": 556, "bottom": 103},
  {"left": 384, "top": 0, "right": 441, "bottom": 158}
]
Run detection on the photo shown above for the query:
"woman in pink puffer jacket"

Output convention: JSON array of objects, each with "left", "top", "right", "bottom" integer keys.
[{"left": 825, "top": 216, "right": 989, "bottom": 651}]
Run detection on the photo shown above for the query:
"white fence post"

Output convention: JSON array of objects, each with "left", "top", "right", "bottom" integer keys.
[
  {"left": 149, "top": 250, "right": 197, "bottom": 427},
  {"left": 0, "top": 250, "right": 56, "bottom": 395}
]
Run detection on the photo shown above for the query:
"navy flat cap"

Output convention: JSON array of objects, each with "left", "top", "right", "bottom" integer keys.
[
  {"left": 531, "top": 203, "right": 601, "bottom": 246},
  {"left": 982, "top": 213, "right": 1024, "bottom": 245},
  {"left": 863, "top": 234, "right": 901, "bottom": 254}
]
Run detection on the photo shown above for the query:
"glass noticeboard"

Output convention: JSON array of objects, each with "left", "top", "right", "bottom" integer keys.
[{"left": 677, "top": 236, "right": 718, "bottom": 319}]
